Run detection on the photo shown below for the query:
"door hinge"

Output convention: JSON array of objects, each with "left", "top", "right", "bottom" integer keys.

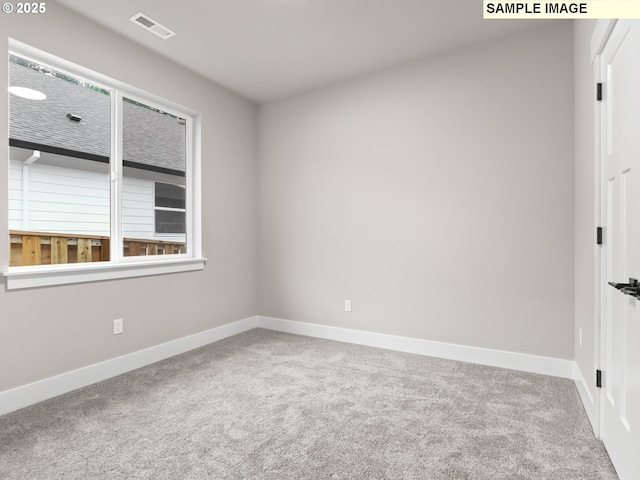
[
  {"left": 597, "top": 82, "right": 603, "bottom": 101},
  {"left": 597, "top": 226, "right": 603, "bottom": 245},
  {"left": 596, "top": 369, "right": 602, "bottom": 388}
]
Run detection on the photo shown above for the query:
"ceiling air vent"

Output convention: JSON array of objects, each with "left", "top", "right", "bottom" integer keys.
[{"left": 129, "top": 12, "right": 176, "bottom": 39}]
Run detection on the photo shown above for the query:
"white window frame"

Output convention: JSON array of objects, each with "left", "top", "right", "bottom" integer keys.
[{"left": 3, "top": 39, "right": 204, "bottom": 290}]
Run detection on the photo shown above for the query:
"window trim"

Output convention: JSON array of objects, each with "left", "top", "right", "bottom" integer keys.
[
  {"left": 3, "top": 39, "right": 204, "bottom": 290},
  {"left": 5, "top": 258, "right": 206, "bottom": 289}
]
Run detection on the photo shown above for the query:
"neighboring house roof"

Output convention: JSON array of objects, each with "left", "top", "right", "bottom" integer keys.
[
  {"left": 9, "top": 61, "right": 186, "bottom": 175},
  {"left": 9, "top": 62, "right": 111, "bottom": 159},
  {"left": 123, "top": 100, "right": 186, "bottom": 174}
]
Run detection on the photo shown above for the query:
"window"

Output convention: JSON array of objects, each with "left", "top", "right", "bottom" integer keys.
[
  {"left": 154, "top": 182, "right": 186, "bottom": 235},
  {"left": 4, "top": 41, "right": 203, "bottom": 289}
]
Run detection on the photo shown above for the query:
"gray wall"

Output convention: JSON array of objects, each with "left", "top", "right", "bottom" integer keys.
[
  {"left": 258, "top": 22, "right": 575, "bottom": 360},
  {"left": 573, "top": 20, "right": 599, "bottom": 409},
  {"left": 0, "top": 4, "right": 259, "bottom": 391}
]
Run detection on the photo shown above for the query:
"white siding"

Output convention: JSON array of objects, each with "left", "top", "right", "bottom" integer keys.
[
  {"left": 8, "top": 159, "right": 23, "bottom": 229},
  {"left": 8, "top": 157, "right": 185, "bottom": 242},
  {"left": 19, "top": 160, "right": 110, "bottom": 235},
  {"left": 122, "top": 175, "right": 154, "bottom": 239}
]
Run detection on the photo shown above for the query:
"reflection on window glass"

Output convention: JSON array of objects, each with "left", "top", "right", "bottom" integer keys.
[
  {"left": 8, "top": 54, "right": 111, "bottom": 266},
  {"left": 122, "top": 97, "right": 187, "bottom": 257}
]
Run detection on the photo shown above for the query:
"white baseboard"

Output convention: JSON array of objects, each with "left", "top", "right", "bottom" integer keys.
[
  {"left": 574, "top": 363, "right": 600, "bottom": 437},
  {"left": 257, "top": 316, "right": 575, "bottom": 379},
  {"left": 0, "top": 316, "right": 258, "bottom": 417},
  {"left": 1, "top": 314, "right": 578, "bottom": 418}
]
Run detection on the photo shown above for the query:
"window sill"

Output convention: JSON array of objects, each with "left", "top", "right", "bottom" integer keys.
[{"left": 2, "top": 257, "right": 206, "bottom": 290}]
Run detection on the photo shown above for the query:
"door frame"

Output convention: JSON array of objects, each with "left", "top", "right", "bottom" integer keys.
[{"left": 591, "top": 18, "right": 617, "bottom": 441}]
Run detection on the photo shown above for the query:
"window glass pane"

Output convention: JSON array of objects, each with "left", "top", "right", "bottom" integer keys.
[
  {"left": 155, "top": 210, "right": 186, "bottom": 234},
  {"left": 8, "top": 55, "right": 111, "bottom": 266},
  {"left": 122, "top": 97, "right": 187, "bottom": 257},
  {"left": 155, "top": 182, "right": 185, "bottom": 209}
]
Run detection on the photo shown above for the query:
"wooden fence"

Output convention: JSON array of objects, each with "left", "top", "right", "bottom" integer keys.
[
  {"left": 9, "top": 230, "right": 185, "bottom": 267},
  {"left": 123, "top": 237, "right": 186, "bottom": 257}
]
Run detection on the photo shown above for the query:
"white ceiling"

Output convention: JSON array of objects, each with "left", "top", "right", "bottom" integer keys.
[{"left": 53, "top": 0, "right": 559, "bottom": 102}]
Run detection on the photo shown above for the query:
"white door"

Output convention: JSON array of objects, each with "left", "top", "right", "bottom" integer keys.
[{"left": 600, "top": 19, "right": 640, "bottom": 480}]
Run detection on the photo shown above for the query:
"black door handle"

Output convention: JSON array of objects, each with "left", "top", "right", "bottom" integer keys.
[{"left": 608, "top": 278, "right": 640, "bottom": 297}]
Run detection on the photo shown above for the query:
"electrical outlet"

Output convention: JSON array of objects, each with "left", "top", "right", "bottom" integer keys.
[
  {"left": 113, "top": 318, "right": 124, "bottom": 335},
  {"left": 345, "top": 300, "right": 352, "bottom": 312},
  {"left": 579, "top": 328, "right": 583, "bottom": 347}
]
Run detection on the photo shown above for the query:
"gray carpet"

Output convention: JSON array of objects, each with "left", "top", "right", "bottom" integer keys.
[{"left": 0, "top": 329, "right": 617, "bottom": 479}]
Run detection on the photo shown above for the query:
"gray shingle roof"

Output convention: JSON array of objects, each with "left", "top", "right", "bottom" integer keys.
[
  {"left": 10, "top": 62, "right": 111, "bottom": 158},
  {"left": 9, "top": 61, "right": 186, "bottom": 174},
  {"left": 123, "top": 99, "right": 186, "bottom": 173}
]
